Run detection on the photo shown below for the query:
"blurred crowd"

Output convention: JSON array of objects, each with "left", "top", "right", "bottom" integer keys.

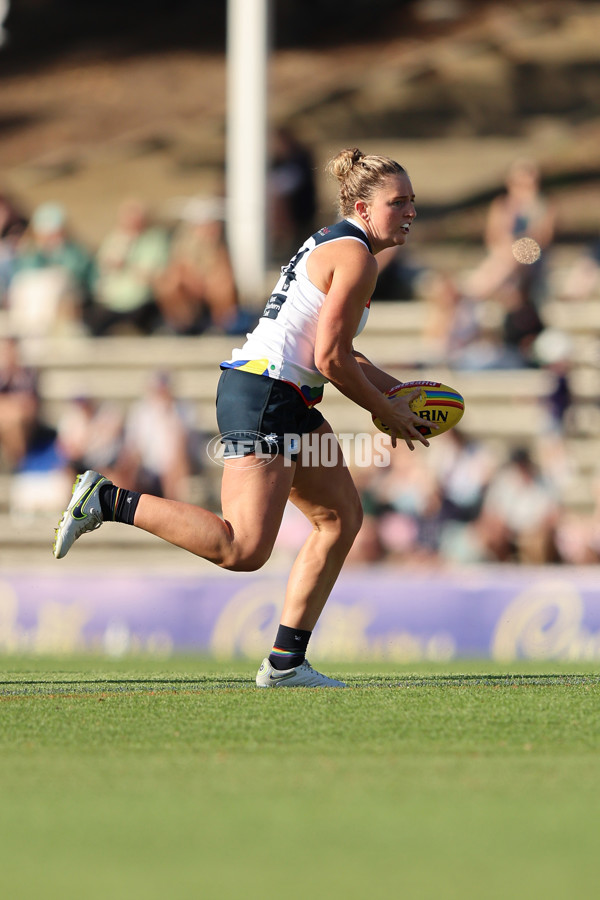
[
  {"left": 0, "top": 332, "right": 207, "bottom": 517},
  {"left": 2, "top": 139, "right": 600, "bottom": 566},
  {"left": 0, "top": 190, "right": 257, "bottom": 340},
  {"left": 341, "top": 156, "right": 600, "bottom": 567},
  {"left": 345, "top": 428, "right": 595, "bottom": 567}
]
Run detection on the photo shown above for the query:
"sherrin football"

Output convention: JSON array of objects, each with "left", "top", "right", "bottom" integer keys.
[{"left": 372, "top": 380, "right": 465, "bottom": 438}]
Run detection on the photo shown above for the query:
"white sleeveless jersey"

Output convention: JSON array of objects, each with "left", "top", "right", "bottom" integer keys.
[{"left": 222, "top": 219, "right": 373, "bottom": 407}]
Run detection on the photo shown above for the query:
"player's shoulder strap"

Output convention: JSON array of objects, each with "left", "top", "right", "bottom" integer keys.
[{"left": 312, "top": 220, "right": 373, "bottom": 254}]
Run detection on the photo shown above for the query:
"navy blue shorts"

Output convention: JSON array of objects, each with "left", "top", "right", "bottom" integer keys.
[{"left": 216, "top": 368, "right": 325, "bottom": 460}]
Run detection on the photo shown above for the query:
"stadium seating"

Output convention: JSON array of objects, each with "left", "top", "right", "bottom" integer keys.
[{"left": 1, "top": 295, "right": 599, "bottom": 563}]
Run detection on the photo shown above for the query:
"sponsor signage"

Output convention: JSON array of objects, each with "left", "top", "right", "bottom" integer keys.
[{"left": 1, "top": 569, "right": 600, "bottom": 661}]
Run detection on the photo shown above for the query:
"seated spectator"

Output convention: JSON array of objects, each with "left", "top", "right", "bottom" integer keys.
[
  {"left": 0, "top": 335, "right": 38, "bottom": 469},
  {"left": 0, "top": 191, "right": 28, "bottom": 306},
  {"left": 0, "top": 216, "right": 28, "bottom": 312},
  {"left": 0, "top": 334, "right": 69, "bottom": 515},
  {"left": 356, "top": 444, "right": 441, "bottom": 563},
  {"left": 89, "top": 198, "right": 170, "bottom": 336},
  {"left": 371, "top": 245, "right": 422, "bottom": 301},
  {"left": 466, "top": 158, "right": 556, "bottom": 308},
  {"left": 117, "top": 370, "right": 194, "bottom": 501},
  {"left": 559, "top": 239, "right": 600, "bottom": 302},
  {"left": 56, "top": 395, "right": 126, "bottom": 482},
  {"left": 0, "top": 190, "right": 27, "bottom": 240},
  {"left": 268, "top": 126, "right": 317, "bottom": 262},
  {"left": 9, "top": 414, "right": 69, "bottom": 518},
  {"left": 454, "top": 159, "right": 556, "bottom": 370},
  {"left": 432, "top": 428, "right": 497, "bottom": 525},
  {"left": 155, "top": 197, "right": 245, "bottom": 335},
  {"left": 421, "top": 270, "right": 483, "bottom": 366},
  {"left": 420, "top": 270, "right": 525, "bottom": 370},
  {"left": 429, "top": 429, "right": 499, "bottom": 563},
  {"left": 477, "top": 446, "right": 561, "bottom": 564},
  {"left": 344, "top": 461, "right": 387, "bottom": 565},
  {"left": 499, "top": 281, "right": 545, "bottom": 367},
  {"left": 557, "top": 473, "right": 600, "bottom": 564},
  {"left": 533, "top": 328, "right": 574, "bottom": 435},
  {"left": 8, "top": 202, "right": 94, "bottom": 337}
]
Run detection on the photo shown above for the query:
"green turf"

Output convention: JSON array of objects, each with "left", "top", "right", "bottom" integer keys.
[{"left": 1, "top": 657, "right": 599, "bottom": 900}]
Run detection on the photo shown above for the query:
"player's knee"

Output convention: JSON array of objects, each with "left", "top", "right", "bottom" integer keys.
[
  {"left": 342, "top": 496, "right": 364, "bottom": 543},
  {"left": 220, "top": 541, "right": 273, "bottom": 572},
  {"left": 320, "top": 496, "right": 363, "bottom": 546}
]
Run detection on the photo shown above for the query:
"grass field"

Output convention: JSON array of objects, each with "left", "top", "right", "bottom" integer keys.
[{"left": 1, "top": 656, "right": 599, "bottom": 900}]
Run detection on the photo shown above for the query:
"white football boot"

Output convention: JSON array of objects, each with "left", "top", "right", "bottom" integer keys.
[
  {"left": 53, "top": 470, "right": 111, "bottom": 559},
  {"left": 256, "top": 658, "right": 346, "bottom": 688}
]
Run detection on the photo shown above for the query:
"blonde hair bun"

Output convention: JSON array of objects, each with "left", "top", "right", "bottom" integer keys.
[{"left": 326, "top": 148, "right": 365, "bottom": 181}]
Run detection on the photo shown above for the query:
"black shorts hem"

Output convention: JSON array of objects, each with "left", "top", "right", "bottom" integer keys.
[{"left": 216, "top": 368, "right": 325, "bottom": 459}]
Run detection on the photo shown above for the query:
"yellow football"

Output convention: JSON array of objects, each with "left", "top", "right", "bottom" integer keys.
[{"left": 372, "top": 380, "right": 465, "bottom": 438}]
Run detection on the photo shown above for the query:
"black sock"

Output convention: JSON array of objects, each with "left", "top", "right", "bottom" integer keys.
[
  {"left": 99, "top": 484, "right": 141, "bottom": 525},
  {"left": 268, "top": 624, "right": 311, "bottom": 670}
]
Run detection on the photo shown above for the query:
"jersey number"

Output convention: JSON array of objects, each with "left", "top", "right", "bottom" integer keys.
[{"left": 261, "top": 247, "right": 309, "bottom": 320}]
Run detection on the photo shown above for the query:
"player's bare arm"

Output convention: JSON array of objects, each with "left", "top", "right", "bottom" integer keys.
[{"left": 311, "top": 242, "right": 429, "bottom": 448}]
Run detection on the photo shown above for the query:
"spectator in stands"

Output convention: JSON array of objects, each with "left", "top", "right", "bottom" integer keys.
[
  {"left": 557, "top": 473, "right": 600, "bottom": 564},
  {"left": 89, "top": 198, "right": 170, "bottom": 336},
  {"left": 56, "top": 395, "right": 126, "bottom": 483},
  {"left": 434, "top": 428, "right": 496, "bottom": 524},
  {"left": 533, "top": 328, "right": 574, "bottom": 435},
  {"left": 118, "top": 370, "right": 194, "bottom": 501},
  {"left": 268, "top": 126, "right": 317, "bottom": 262},
  {"left": 8, "top": 202, "right": 94, "bottom": 337},
  {"left": 355, "top": 444, "right": 439, "bottom": 563},
  {"left": 430, "top": 428, "right": 499, "bottom": 562},
  {"left": 371, "top": 244, "right": 421, "bottom": 301},
  {"left": 155, "top": 196, "right": 246, "bottom": 335},
  {"left": 499, "top": 280, "right": 545, "bottom": 367},
  {"left": 420, "top": 270, "right": 524, "bottom": 370},
  {"left": 0, "top": 190, "right": 27, "bottom": 240},
  {"left": 0, "top": 192, "right": 27, "bottom": 309},
  {"left": 477, "top": 446, "right": 561, "bottom": 564},
  {"left": 461, "top": 159, "right": 555, "bottom": 368},
  {"left": 421, "top": 270, "right": 485, "bottom": 367},
  {"left": 343, "top": 458, "right": 388, "bottom": 565},
  {"left": 0, "top": 336, "right": 38, "bottom": 469},
  {"left": 0, "top": 334, "right": 68, "bottom": 515},
  {"left": 467, "top": 158, "right": 556, "bottom": 308},
  {"left": 560, "top": 238, "right": 600, "bottom": 302}
]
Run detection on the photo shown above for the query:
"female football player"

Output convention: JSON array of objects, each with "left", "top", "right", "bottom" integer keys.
[{"left": 54, "top": 147, "right": 430, "bottom": 687}]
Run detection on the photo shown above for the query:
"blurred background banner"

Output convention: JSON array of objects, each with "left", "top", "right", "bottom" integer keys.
[{"left": 2, "top": 568, "right": 600, "bottom": 661}]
